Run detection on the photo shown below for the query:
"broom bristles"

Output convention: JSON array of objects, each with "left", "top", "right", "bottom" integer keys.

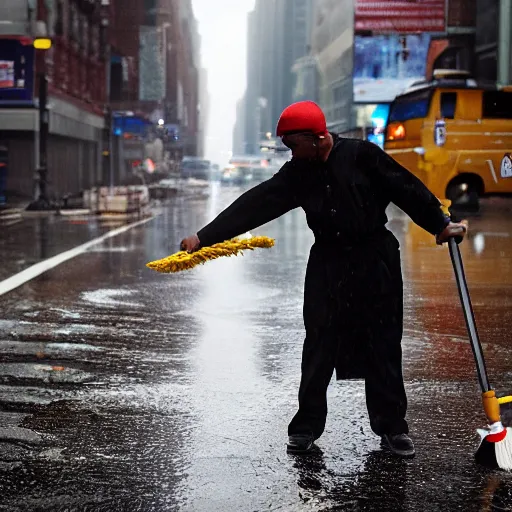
[
  {"left": 495, "top": 427, "right": 512, "bottom": 471},
  {"left": 475, "top": 424, "right": 512, "bottom": 471},
  {"left": 146, "top": 236, "right": 275, "bottom": 273}
]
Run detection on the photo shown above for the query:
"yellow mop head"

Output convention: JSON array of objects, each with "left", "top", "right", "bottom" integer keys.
[{"left": 146, "top": 236, "right": 275, "bottom": 273}]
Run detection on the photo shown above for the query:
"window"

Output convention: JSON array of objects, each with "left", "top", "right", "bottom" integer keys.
[
  {"left": 69, "top": 4, "right": 79, "bottom": 42},
  {"left": 143, "top": 0, "right": 157, "bottom": 25},
  {"left": 91, "top": 24, "right": 100, "bottom": 58},
  {"left": 388, "top": 89, "right": 433, "bottom": 123},
  {"left": 81, "top": 15, "right": 89, "bottom": 53},
  {"left": 55, "top": 0, "right": 64, "bottom": 36},
  {"left": 482, "top": 91, "right": 512, "bottom": 119},
  {"left": 99, "top": 22, "right": 107, "bottom": 59},
  {"left": 440, "top": 92, "right": 457, "bottom": 119}
]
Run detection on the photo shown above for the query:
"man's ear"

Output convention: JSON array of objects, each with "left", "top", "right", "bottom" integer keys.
[{"left": 281, "top": 136, "right": 293, "bottom": 149}]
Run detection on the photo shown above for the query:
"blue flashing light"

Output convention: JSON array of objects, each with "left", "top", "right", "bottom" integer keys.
[
  {"left": 371, "top": 104, "right": 390, "bottom": 128},
  {"left": 372, "top": 117, "right": 386, "bottom": 128}
]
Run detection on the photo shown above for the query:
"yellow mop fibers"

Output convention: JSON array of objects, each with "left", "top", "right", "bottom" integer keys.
[{"left": 146, "top": 236, "right": 275, "bottom": 273}]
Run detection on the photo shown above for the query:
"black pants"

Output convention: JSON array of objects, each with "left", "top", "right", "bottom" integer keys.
[{"left": 288, "top": 237, "right": 408, "bottom": 439}]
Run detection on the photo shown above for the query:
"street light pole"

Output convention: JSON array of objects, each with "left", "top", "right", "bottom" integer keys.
[
  {"left": 28, "top": 35, "right": 52, "bottom": 210},
  {"left": 37, "top": 72, "right": 49, "bottom": 205}
]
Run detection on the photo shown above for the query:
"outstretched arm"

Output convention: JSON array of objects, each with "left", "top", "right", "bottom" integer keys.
[
  {"left": 183, "top": 167, "right": 299, "bottom": 250},
  {"left": 357, "top": 140, "right": 450, "bottom": 236}
]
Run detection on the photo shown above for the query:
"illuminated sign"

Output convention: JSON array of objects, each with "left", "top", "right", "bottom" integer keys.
[
  {"left": 0, "top": 61, "right": 14, "bottom": 88},
  {"left": 0, "top": 39, "right": 35, "bottom": 103},
  {"left": 354, "top": 34, "right": 431, "bottom": 103},
  {"left": 355, "top": 0, "right": 446, "bottom": 34}
]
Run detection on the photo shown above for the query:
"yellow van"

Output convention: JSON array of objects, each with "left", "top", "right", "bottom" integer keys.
[{"left": 384, "top": 70, "right": 512, "bottom": 208}]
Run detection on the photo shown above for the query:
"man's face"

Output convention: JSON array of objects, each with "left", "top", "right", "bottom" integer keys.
[{"left": 281, "top": 132, "right": 326, "bottom": 160}]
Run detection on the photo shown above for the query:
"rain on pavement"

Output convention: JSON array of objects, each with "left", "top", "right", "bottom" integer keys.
[{"left": 1, "top": 184, "right": 512, "bottom": 511}]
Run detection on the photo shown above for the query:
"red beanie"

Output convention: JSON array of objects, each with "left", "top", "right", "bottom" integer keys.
[{"left": 276, "top": 101, "right": 328, "bottom": 137}]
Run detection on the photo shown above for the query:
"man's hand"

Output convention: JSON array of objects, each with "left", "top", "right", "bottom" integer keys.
[
  {"left": 180, "top": 234, "right": 201, "bottom": 252},
  {"left": 436, "top": 220, "right": 468, "bottom": 245}
]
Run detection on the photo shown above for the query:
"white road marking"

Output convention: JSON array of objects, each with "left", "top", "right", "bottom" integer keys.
[{"left": 0, "top": 216, "right": 155, "bottom": 297}]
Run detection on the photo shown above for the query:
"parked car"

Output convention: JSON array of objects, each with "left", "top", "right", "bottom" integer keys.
[
  {"left": 220, "top": 165, "right": 253, "bottom": 185},
  {"left": 180, "top": 158, "right": 211, "bottom": 180}
]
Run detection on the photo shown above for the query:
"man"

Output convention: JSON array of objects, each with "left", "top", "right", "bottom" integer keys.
[{"left": 181, "top": 101, "right": 467, "bottom": 457}]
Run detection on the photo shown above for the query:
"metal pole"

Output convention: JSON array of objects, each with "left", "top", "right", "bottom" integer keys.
[
  {"left": 38, "top": 72, "right": 49, "bottom": 205},
  {"left": 100, "top": 12, "right": 113, "bottom": 193},
  {"left": 109, "top": 111, "right": 114, "bottom": 193},
  {"left": 448, "top": 237, "right": 491, "bottom": 392},
  {"left": 498, "top": 0, "right": 512, "bottom": 86},
  {"left": 106, "top": 25, "right": 114, "bottom": 194},
  {"left": 33, "top": 96, "right": 39, "bottom": 201}
]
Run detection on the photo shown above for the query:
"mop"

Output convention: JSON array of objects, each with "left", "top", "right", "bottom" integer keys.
[
  {"left": 448, "top": 237, "right": 512, "bottom": 470},
  {"left": 146, "top": 235, "right": 275, "bottom": 273}
]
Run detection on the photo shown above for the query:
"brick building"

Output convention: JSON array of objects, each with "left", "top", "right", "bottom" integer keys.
[
  {"left": 0, "top": 0, "right": 107, "bottom": 201},
  {"left": 0, "top": 0, "right": 202, "bottom": 202},
  {"left": 108, "top": 0, "right": 201, "bottom": 174}
]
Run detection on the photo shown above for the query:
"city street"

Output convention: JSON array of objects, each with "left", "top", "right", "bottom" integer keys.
[{"left": 1, "top": 184, "right": 512, "bottom": 511}]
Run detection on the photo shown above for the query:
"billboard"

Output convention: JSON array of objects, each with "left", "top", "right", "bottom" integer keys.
[
  {"left": 354, "top": 33, "right": 431, "bottom": 103},
  {"left": 0, "top": 39, "right": 35, "bottom": 104},
  {"left": 355, "top": 0, "right": 446, "bottom": 34},
  {"left": 0, "top": 61, "right": 14, "bottom": 88},
  {"left": 353, "top": 0, "right": 445, "bottom": 103}
]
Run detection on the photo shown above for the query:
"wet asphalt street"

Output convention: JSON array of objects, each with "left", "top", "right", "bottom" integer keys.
[{"left": 1, "top": 183, "right": 512, "bottom": 511}]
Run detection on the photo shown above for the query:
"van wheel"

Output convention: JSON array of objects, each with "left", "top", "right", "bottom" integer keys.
[{"left": 446, "top": 177, "right": 482, "bottom": 211}]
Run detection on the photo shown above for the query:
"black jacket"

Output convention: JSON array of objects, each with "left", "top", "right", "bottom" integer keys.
[{"left": 198, "top": 135, "right": 448, "bottom": 248}]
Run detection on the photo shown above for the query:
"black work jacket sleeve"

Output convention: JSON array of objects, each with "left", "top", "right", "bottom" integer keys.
[
  {"left": 357, "top": 140, "right": 449, "bottom": 236},
  {"left": 197, "top": 167, "right": 300, "bottom": 247}
]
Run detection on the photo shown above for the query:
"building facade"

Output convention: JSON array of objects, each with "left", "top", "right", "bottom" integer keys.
[
  {"left": 273, "top": 0, "right": 313, "bottom": 120},
  {"left": 244, "top": 0, "right": 277, "bottom": 155},
  {"left": 0, "top": 0, "right": 202, "bottom": 202},
  {"left": 197, "top": 67, "right": 209, "bottom": 158},
  {"left": 109, "top": 0, "right": 201, "bottom": 177},
  {"left": 474, "top": 0, "right": 512, "bottom": 84},
  {"left": 311, "top": 0, "right": 354, "bottom": 134},
  {"left": 232, "top": 97, "right": 246, "bottom": 156},
  {"left": 239, "top": 0, "right": 314, "bottom": 155},
  {"left": 292, "top": 55, "right": 318, "bottom": 103},
  {"left": 235, "top": 0, "right": 512, "bottom": 157},
  {"left": 0, "top": 0, "right": 106, "bottom": 201},
  {"left": 474, "top": 0, "right": 498, "bottom": 81}
]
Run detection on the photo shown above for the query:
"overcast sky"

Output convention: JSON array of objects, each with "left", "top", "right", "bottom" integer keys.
[{"left": 192, "top": 0, "right": 255, "bottom": 166}]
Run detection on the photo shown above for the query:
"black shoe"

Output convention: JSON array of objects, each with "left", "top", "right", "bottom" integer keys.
[
  {"left": 287, "top": 434, "right": 315, "bottom": 454},
  {"left": 380, "top": 433, "right": 415, "bottom": 458}
]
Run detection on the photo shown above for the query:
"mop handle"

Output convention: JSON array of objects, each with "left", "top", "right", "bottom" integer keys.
[{"left": 448, "top": 237, "right": 491, "bottom": 393}]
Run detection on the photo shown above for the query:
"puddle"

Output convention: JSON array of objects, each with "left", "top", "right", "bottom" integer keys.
[
  {"left": 81, "top": 289, "right": 143, "bottom": 308},
  {"left": 49, "top": 308, "right": 81, "bottom": 319},
  {"left": 0, "top": 341, "right": 103, "bottom": 357},
  {"left": 89, "top": 247, "right": 131, "bottom": 253},
  {"left": 38, "top": 448, "right": 65, "bottom": 462},
  {"left": 0, "top": 363, "right": 96, "bottom": 384}
]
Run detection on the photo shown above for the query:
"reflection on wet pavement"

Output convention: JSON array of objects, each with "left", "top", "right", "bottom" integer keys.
[
  {"left": 0, "top": 185, "right": 512, "bottom": 510},
  {"left": 0, "top": 215, "right": 132, "bottom": 283}
]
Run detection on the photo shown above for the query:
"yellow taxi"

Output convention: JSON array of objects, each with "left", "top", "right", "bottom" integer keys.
[{"left": 384, "top": 70, "right": 512, "bottom": 208}]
